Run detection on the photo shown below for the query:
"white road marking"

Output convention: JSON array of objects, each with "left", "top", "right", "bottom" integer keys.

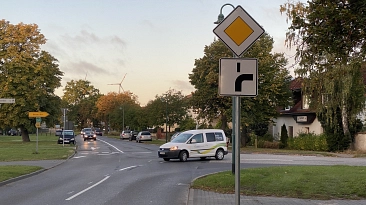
[
  {"left": 98, "top": 139, "right": 124, "bottom": 153},
  {"left": 65, "top": 176, "right": 110, "bottom": 201},
  {"left": 73, "top": 156, "right": 86, "bottom": 159},
  {"left": 118, "top": 165, "right": 141, "bottom": 171}
]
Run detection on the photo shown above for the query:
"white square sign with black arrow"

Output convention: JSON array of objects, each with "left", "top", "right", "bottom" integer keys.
[{"left": 219, "top": 58, "right": 258, "bottom": 96}]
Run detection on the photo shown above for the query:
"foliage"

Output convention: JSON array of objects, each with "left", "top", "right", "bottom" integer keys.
[
  {"left": 178, "top": 115, "right": 196, "bottom": 131},
  {"left": 280, "top": 1, "right": 366, "bottom": 149},
  {"left": 144, "top": 89, "right": 188, "bottom": 129},
  {"left": 62, "top": 79, "right": 101, "bottom": 128},
  {"left": 95, "top": 91, "right": 139, "bottom": 131},
  {"left": 280, "top": 124, "right": 288, "bottom": 148},
  {"left": 287, "top": 132, "right": 328, "bottom": 151},
  {"left": 0, "top": 20, "right": 63, "bottom": 142},
  {"left": 189, "top": 34, "right": 292, "bottom": 147}
]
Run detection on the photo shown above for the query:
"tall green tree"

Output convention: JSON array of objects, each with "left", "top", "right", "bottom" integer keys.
[
  {"left": 62, "top": 79, "right": 101, "bottom": 128},
  {"left": 280, "top": 1, "right": 366, "bottom": 149},
  {"left": 189, "top": 34, "right": 292, "bottom": 146},
  {"left": 0, "top": 20, "right": 63, "bottom": 142}
]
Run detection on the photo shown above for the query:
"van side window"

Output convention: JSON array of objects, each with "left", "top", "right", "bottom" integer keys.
[
  {"left": 215, "top": 132, "right": 224, "bottom": 141},
  {"left": 191, "top": 133, "right": 204, "bottom": 143},
  {"left": 206, "top": 133, "right": 216, "bottom": 142}
]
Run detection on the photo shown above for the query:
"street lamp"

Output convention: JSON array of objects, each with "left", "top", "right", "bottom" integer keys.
[
  {"left": 214, "top": 3, "right": 235, "bottom": 24},
  {"left": 120, "top": 106, "right": 125, "bottom": 130}
]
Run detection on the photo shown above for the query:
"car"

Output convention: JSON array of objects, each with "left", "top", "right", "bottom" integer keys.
[
  {"left": 136, "top": 131, "right": 152, "bottom": 143},
  {"left": 81, "top": 128, "right": 92, "bottom": 137},
  {"left": 120, "top": 130, "right": 131, "bottom": 140},
  {"left": 93, "top": 128, "right": 103, "bottom": 136},
  {"left": 8, "top": 129, "right": 19, "bottom": 136},
  {"left": 129, "top": 131, "right": 138, "bottom": 141},
  {"left": 83, "top": 130, "right": 96, "bottom": 141},
  {"left": 158, "top": 129, "right": 228, "bottom": 162},
  {"left": 58, "top": 130, "right": 75, "bottom": 144},
  {"left": 55, "top": 129, "right": 63, "bottom": 137}
]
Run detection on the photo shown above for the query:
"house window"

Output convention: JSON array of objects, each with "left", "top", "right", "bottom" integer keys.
[{"left": 288, "top": 126, "right": 293, "bottom": 138}]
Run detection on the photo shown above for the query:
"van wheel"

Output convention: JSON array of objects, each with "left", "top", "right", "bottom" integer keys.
[
  {"left": 163, "top": 158, "right": 170, "bottom": 161},
  {"left": 215, "top": 149, "right": 224, "bottom": 160},
  {"left": 179, "top": 151, "right": 188, "bottom": 162}
]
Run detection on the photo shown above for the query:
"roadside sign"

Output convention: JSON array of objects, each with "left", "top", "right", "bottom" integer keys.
[
  {"left": 35, "top": 122, "right": 41, "bottom": 128},
  {"left": 219, "top": 58, "right": 258, "bottom": 96},
  {"left": 29, "top": 112, "right": 49, "bottom": 118},
  {"left": 0, "top": 98, "right": 15, "bottom": 103},
  {"left": 36, "top": 117, "right": 42, "bottom": 122},
  {"left": 213, "top": 5, "right": 264, "bottom": 57}
]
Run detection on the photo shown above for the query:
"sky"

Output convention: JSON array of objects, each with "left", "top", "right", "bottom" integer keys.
[{"left": 1, "top": 0, "right": 299, "bottom": 106}]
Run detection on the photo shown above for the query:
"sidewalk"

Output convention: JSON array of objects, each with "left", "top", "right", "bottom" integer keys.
[{"left": 187, "top": 189, "right": 366, "bottom": 205}]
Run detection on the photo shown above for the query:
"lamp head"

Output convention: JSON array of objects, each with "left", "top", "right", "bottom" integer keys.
[{"left": 214, "top": 13, "right": 224, "bottom": 24}]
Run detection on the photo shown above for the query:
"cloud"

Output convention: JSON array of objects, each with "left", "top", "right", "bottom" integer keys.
[
  {"left": 172, "top": 80, "right": 194, "bottom": 92},
  {"left": 62, "top": 60, "right": 109, "bottom": 75}
]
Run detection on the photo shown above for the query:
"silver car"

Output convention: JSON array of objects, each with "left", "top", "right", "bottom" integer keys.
[
  {"left": 136, "top": 131, "right": 152, "bottom": 143},
  {"left": 120, "top": 130, "right": 131, "bottom": 140}
]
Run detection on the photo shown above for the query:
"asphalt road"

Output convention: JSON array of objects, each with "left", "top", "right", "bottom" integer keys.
[
  {"left": 2, "top": 135, "right": 366, "bottom": 205},
  {"left": 0, "top": 135, "right": 237, "bottom": 205}
]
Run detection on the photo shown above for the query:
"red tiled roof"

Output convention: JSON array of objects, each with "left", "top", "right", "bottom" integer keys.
[{"left": 289, "top": 77, "right": 303, "bottom": 90}]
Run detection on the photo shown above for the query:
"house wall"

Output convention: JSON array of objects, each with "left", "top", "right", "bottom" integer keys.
[
  {"left": 272, "top": 116, "right": 323, "bottom": 139},
  {"left": 354, "top": 133, "right": 366, "bottom": 152}
]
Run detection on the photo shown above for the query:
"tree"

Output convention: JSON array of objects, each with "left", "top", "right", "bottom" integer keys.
[
  {"left": 144, "top": 89, "right": 188, "bottom": 131},
  {"left": 95, "top": 92, "right": 140, "bottom": 131},
  {"left": 280, "top": 124, "right": 288, "bottom": 148},
  {"left": 280, "top": 1, "right": 366, "bottom": 150},
  {"left": 0, "top": 20, "right": 63, "bottom": 142},
  {"left": 189, "top": 34, "right": 292, "bottom": 147},
  {"left": 62, "top": 79, "right": 101, "bottom": 128}
]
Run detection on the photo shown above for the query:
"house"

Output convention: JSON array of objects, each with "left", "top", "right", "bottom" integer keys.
[{"left": 271, "top": 78, "right": 323, "bottom": 139}]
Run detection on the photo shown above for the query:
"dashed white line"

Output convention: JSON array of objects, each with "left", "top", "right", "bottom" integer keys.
[{"left": 118, "top": 165, "right": 141, "bottom": 171}]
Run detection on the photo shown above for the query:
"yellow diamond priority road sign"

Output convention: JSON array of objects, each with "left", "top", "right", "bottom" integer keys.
[{"left": 213, "top": 6, "right": 264, "bottom": 57}]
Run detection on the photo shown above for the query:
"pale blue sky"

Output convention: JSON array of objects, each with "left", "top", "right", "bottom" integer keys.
[{"left": 1, "top": 0, "right": 298, "bottom": 105}]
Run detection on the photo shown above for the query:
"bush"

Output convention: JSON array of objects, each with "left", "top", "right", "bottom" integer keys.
[
  {"left": 287, "top": 132, "right": 328, "bottom": 151},
  {"left": 280, "top": 124, "right": 288, "bottom": 148},
  {"left": 257, "top": 140, "right": 280, "bottom": 149}
]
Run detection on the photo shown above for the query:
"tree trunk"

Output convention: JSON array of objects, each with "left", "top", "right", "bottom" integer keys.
[
  {"left": 220, "top": 113, "right": 227, "bottom": 130},
  {"left": 241, "top": 124, "right": 248, "bottom": 147},
  {"left": 20, "top": 125, "right": 30, "bottom": 142},
  {"left": 341, "top": 102, "right": 352, "bottom": 148}
]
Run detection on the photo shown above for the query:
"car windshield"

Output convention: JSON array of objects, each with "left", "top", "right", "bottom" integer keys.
[
  {"left": 85, "top": 131, "right": 93, "bottom": 134},
  {"left": 84, "top": 128, "right": 92, "bottom": 132},
  {"left": 171, "top": 133, "right": 193, "bottom": 143},
  {"left": 141, "top": 131, "right": 150, "bottom": 135},
  {"left": 62, "top": 131, "right": 74, "bottom": 135}
]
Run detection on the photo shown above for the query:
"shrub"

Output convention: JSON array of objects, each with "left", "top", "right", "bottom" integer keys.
[{"left": 287, "top": 132, "right": 328, "bottom": 151}]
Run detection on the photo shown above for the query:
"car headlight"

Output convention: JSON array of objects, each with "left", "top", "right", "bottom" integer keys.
[
  {"left": 59, "top": 137, "right": 63, "bottom": 140},
  {"left": 170, "top": 146, "right": 178, "bottom": 151},
  {"left": 71, "top": 138, "right": 74, "bottom": 140}
]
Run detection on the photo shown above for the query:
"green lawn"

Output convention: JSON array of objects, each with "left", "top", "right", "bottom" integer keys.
[
  {"left": 192, "top": 165, "right": 366, "bottom": 200},
  {"left": 0, "top": 135, "right": 75, "bottom": 161},
  {"left": 0, "top": 165, "right": 43, "bottom": 182}
]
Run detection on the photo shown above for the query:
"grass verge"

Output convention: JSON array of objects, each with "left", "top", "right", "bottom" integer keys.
[
  {"left": 0, "top": 165, "right": 43, "bottom": 182},
  {"left": 0, "top": 135, "right": 75, "bottom": 161},
  {"left": 192, "top": 165, "right": 366, "bottom": 200}
]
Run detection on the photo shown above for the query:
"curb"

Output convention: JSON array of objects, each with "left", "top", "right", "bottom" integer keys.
[{"left": 0, "top": 146, "right": 77, "bottom": 187}]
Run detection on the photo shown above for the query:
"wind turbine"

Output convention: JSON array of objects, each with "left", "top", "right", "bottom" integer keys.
[{"left": 108, "top": 73, "right": 127, "bottom": 94}]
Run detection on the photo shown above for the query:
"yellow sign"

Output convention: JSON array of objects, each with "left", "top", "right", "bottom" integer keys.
[
  {"left": 29, "top": 112, "right": 49, "bottom": 118},
  {"left": 35, "top": 122, "right": 41, "bottom": 128},
  {"left": 224, "top": 17, "right": 253, "bottom": 46}
]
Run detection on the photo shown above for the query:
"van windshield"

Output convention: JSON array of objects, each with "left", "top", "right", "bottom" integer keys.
[{"left": 171, "top": 133, "right": 193, "bottom": 143}]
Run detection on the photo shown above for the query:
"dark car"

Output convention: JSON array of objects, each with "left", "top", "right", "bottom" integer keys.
[
  {"left": 94, "top": 128, "right": 103, "bottom": 136},
  {"left": 81, "top": 128, "right": 92, "bottom": 137},
  {"left": 83, "top": 130, "right": 96, "bottom": 141},
  {"left": 8, "top": 129, "right": 19, "bottom": 136},
  {"left": 57, "top": 130, "right": 75, "bottom": 144},
  {"left": 129, "top": 131, "right": 138, "bottom": 141}
]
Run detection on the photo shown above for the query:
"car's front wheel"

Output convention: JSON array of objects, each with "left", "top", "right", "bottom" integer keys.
[{"left": 179, "top": 151, "right": 188, "bottom": 162}]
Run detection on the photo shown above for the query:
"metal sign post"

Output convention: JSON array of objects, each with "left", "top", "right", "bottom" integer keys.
[{"left": 213, "top": 4, "right": 264, "bottom": 205}]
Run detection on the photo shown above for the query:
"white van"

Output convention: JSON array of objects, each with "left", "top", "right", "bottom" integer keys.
[{"left": 158, "top": 129, "right": 228, "bottom": 162}]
